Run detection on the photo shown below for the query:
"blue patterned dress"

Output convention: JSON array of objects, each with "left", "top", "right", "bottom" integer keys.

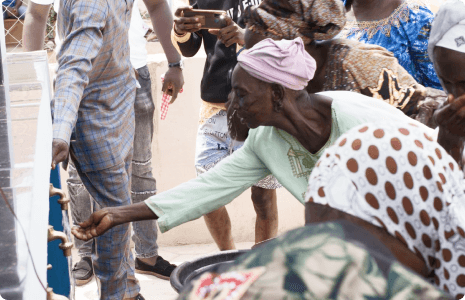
[{"left": 340, "top": 0, "right": 442, "bottom": 90}]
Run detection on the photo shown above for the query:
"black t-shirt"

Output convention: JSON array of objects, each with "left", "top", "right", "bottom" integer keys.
[{"left": 175, "top": 0, "right": 261, "bottom": 103}]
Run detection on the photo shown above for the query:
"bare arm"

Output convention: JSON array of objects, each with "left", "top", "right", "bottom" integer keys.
[
  {"left": 142, "top": 0, "right": 184, "bottom": 101},
  {"left": 72, "top": 202, "right": 157, "bottom": 241},
  {"left": 74, "top": 136, "right": 270, "bottom": 238},
  {"left": 22, "top": 2, "right": 51, "bottom": 51},
  {"left": 143, "top": 0, "right": 180, "bottom": 63}
]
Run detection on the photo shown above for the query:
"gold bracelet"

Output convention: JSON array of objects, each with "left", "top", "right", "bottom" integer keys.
[{"left": 171, "top": 24, "right": 192, "bottom": 43}]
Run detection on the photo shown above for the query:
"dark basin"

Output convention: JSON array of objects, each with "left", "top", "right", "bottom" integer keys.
[
  {"left": 170, "top": 249, "right": 249, "bottom": 293},
  {"left": 251, "top": 237, "right": 275, "bottom": 250}
]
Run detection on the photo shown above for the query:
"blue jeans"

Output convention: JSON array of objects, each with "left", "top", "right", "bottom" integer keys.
[{"left": 68, "top": 65, "right": 159, "bottom": 259}]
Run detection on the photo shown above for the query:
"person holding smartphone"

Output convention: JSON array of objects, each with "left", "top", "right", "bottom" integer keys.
[{"left": 171, "top": 1, "right": 282, "bottom": 251}]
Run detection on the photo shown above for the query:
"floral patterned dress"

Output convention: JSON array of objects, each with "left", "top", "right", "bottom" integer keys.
[{"left": 339, "top": 0, "right": 442, "bottom": 90}]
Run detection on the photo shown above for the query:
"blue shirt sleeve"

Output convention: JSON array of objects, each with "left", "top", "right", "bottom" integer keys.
[{"left": 404, "top": 5, "right": 443, "bottom": 90}]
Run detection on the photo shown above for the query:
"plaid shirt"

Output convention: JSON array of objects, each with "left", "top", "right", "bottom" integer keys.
[{"left": 53, "top": 0, "right": 136, "bottom": 172}]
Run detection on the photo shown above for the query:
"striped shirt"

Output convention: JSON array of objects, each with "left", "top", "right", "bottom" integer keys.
[{"left": 53, "top": 0, "right": 137, "bottom": 172}]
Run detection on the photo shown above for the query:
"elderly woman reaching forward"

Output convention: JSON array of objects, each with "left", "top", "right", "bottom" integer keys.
[{"left": 72, "top": 38, "right": 433, "bottom": 248}]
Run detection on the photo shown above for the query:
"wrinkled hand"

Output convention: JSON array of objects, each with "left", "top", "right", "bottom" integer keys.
[
  {"left": 434, "top": 94, "right": 465, "bottom": 168},
  {"left": 51, "top": 139, "right": 69, "bottom": 170},
  {"left": 415, "top": 98, "right": 444, "bottom": 128},
  {"left": 174, "top": 6, "right": 202, "bottom": 35},
  {"left": 163, "top": 67, "right": 184, "bottom": 104},
  {"left": 434, "top": 94, "right": 465, "bottom": 137},
  {"left": 71, "top": 208, "right": 114, "bottom": 241},
  {"left": 209, "top": 16, "right": 245, "bottom": 47}
]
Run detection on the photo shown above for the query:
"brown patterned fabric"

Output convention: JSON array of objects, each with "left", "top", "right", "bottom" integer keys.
[
  {"left": 323, "top": 39, "right": 429, "bottom": 116},
  {"left": 243, "top": 0, "right": 346, "bottom": 44}
]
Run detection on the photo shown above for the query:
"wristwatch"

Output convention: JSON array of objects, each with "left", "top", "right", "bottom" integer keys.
[{"left": 168, "top": 61, "right": 184, "bottom": 70}]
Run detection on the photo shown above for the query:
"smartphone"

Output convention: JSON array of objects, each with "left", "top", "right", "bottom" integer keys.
[{"left": 182, "top": 9, "right": 228, "bottom": 29}]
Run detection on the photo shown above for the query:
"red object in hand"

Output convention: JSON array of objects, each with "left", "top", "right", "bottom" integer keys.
[
  {"left": 160, "top": 74, "right": 183, "bottom": 120},
  {"left": 160, "top": 93, "right": 171, "bottom": 120}
]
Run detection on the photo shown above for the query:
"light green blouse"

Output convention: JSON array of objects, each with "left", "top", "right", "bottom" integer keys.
[{"left": 146, "top": 91, "right": 433, "bottom": 232}]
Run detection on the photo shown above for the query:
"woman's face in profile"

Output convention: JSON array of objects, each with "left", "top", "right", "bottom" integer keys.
[
  {"left": 230, "top": 66, "right": 274, "bottom": 129},
  {"left": 433, "top": 46, "right": 465, "bottom": 98}
]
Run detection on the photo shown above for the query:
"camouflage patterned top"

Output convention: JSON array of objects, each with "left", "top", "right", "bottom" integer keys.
[{"left": 178, "top": 221, "right": 452, "bottom": 300}]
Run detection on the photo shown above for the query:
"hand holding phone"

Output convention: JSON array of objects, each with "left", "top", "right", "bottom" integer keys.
[
  {"left": 208, "top": 15, "right": 246, "bottom": 47},
  {"left": 174, "top": 6, "right": 202, "bottom": 35},
  {"left": 183, "top": 9, "right": 227, "bottom": 29},
  {"left": 174, "top": 7, "right": 227, "bottom": 34}
]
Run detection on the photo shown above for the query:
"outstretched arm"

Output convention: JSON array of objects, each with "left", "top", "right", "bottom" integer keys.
[
  {"left": 74, "top": 134, "right": 271, "bottom": 239},
  {"left": 22, "top": 2, "right": 51, "bottom": 51},
  {"left": 143, "top": 0, "right": 184, "bottom": 102},
  {"left": 72, "top": 202, "right": 157, "bottom": 241}
]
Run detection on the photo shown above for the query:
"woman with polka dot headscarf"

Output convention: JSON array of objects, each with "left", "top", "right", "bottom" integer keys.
[{"left": 305, "top": 122, "right": 465, "bottom": 299}]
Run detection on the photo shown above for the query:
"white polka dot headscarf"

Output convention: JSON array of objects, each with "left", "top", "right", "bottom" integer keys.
[{"left": 306, "top": 122, "right": 465, "bottom": 298}]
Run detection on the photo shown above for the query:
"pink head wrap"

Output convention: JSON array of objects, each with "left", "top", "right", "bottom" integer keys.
[{"left": 237, "top": 37, "right": 316, "bottom": 90}]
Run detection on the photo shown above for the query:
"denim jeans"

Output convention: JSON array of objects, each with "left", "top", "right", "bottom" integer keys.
[{"left": 68, "top": 65, "right": 159, "bottom": 259}]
